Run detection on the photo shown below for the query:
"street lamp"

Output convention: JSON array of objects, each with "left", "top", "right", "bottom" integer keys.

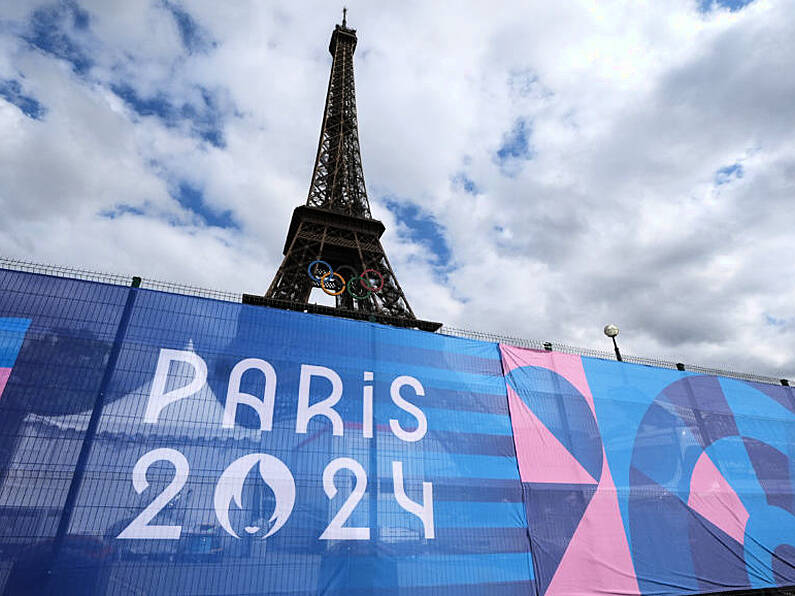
[{"left": 603, "top": 324, "right": 623, "bottom": 362}]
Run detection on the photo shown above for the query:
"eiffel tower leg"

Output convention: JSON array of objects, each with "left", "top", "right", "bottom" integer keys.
[{"left": 265, "top": 221, "right": 319, "bottom": 304}]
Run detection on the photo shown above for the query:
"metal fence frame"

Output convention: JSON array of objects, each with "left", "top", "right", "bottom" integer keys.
[
  {"left": 1, "top": 256, "right": 790, "bottom": 387},
  {"left": 439, "top": 327, "right": 789, "bottom": 386}
]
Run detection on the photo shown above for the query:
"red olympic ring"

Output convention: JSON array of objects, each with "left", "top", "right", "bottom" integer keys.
[{"left": 359, "top": 269, "right": 384, "bottom": 292}]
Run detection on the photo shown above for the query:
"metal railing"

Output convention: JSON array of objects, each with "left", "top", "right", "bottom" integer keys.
[
  {"left": 0, "top": 257, "right": 242, "bottom": 302},
  {"left": 1, "top": 256, "right": 790, "bottom": 387},
  {"left": 439, "top": 326, "right": 789, "bottom": 386}
]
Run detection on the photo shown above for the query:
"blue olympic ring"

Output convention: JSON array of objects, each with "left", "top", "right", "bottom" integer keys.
[{"left": 307, "top": 260, "right": 333, "bottom": 283}]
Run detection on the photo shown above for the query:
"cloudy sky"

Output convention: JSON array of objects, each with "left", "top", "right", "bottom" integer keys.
[{"left": 1, "top": 0, "right": 794, "bottom": 377}]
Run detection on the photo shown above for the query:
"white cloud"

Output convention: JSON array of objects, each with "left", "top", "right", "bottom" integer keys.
[{"left": 1, "top": 0, "right": 794, "bottom": 378}]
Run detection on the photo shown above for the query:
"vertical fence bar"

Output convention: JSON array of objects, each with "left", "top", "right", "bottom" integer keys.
[{"left": 45, "top": 278, "right": 140, "bottom": 581}]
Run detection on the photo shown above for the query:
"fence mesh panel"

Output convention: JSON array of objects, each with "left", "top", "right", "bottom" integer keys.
[{"left": 1, "top": 256, "right": 788, "bottom": 387}]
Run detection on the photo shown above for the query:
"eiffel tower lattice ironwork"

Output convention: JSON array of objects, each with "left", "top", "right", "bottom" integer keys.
[{"left": 243, "top": 14, "right": 441, "bottom": 332}]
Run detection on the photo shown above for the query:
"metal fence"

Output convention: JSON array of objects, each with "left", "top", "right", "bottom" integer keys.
[
  {"left": 439, "top": 327, "right": 789, "bottom": 386},
  {"left": 0, "top": 257, "right": 242, "bottom": 302},
  {"left": 1, "top": 256, "right": 789, "bottom": 388}
]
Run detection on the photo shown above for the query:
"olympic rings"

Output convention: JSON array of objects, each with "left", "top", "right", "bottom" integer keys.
[{"left": 306, "top": 262, "right": 383, "bottom": 301}]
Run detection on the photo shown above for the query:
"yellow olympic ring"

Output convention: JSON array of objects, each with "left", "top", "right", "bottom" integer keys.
[{"left": 319, "top": 271, "right": 346, "bottom": 296}]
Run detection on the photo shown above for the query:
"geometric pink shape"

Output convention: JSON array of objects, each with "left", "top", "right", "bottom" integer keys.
[
  {"left": 688, "top": 451, "right": 749, "bottom": 545},
  {"left": 546, "top": 450, "right": 641, "bottom": 595},
  {"left": 499, "top": 344, "right": 598, "bottom": 419},
  {"left": 0, "top": 367, "right": 10, "bottom": 400},
  {"left": 508, "top": 385, "right": 597, "bottom": 485}
]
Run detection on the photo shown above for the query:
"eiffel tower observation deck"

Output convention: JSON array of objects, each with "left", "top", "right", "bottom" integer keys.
[{"left": 244, "top": 12, "right": 441, "bottom": 332}]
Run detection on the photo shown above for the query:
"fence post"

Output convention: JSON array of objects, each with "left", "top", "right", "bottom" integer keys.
[{"left": 45, "top": 277, "right": 141, "bottom": 583}]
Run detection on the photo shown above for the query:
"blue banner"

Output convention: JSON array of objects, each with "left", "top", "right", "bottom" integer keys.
[{"left": 0, "top": 268, "right": 533, "bottom": 595}]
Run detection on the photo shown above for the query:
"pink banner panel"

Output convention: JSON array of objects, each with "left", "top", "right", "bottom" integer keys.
[{"left": 500, "top": 344, "right": 640, "bottom": 596}]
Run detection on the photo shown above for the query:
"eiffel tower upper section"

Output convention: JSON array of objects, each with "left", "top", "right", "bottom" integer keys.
[
  {"left": 306, "top": 12, "right": 370, "bottom": 218},
  {"left": 243, "top": 13, "right": 441, "bottom": 332}
]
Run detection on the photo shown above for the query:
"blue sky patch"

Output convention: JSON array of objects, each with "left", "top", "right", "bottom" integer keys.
[
  {"left": 0, "top": 79, "right": 46, "bottom": 120},
  {"left": 99, "top": 204, "right": 146, "bottom": 219},
  {"left": 383, "top": 198, "right": 452, "bottom": 268},
  {"left": 112, "top": 83, "right": 226, "bottom": 148},
  {"left": 715, "top": 162, "right": 743, "bottom": 185},
  {"left": 451, "top": 172, "right": 479, "bottom": 195},
  {"left": 72, "top": 3, "right": 90, "bottom": 29},
  {"left": 25, "top": 1, "right": 93, "bottom": 74},
  {"left": 163, "top": 1, "right": 216, "bottom": 54},
  {"left": 699, "top": 0, "right": 755, "bottom": 12},
  {"left": 111, "top": 83, "right": 171, "bottom": 119},
  {"left": 495, "top": 118, "right": 533, "bottom": 176},
  {"left": 497, "top": 119, "right": 532, "bottom": 161},
  {"left": 181, "top": 88, "right": 225, "bottom": 147},
  {"left": 765, "top": 314, "right": 789, "bottom": 329},
  {"left": 173, "top": 182, "right": 237, "bottom": 229}
]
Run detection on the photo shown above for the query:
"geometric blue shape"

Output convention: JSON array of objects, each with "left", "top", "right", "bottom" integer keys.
[
  {"left": 628, "top": 466, "right": 700, "bottom": 595},
  {"left": 743, "top": 437, "right": 795, "bottom": 515},
  {"left": 631, "top": 401, "right": 704, "bottom": 502},
  {"left": 523, "top": 482, "right": 597, "bottom": 596},
  {"left": 746, "top": 380, "right": 795, "bottom": 418},
  {"left": 0, "top": 317, "right": 31, "bottom": 367},
  {"left": 688, "top": 507, "right": 750, "bottom": 593},
  {"left": 773, "top": 545, "right": 795, "bottom": 587},
  {"left": 662, "top": 375, "right": 739, "bottom": 448},
  {"left": 506, "top": 366, "right": 602, "bottom": 482}
]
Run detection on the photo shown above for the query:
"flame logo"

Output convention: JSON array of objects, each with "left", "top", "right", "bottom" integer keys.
[{"left": 213, "top": 453, "right": 296, "bottom": 539}]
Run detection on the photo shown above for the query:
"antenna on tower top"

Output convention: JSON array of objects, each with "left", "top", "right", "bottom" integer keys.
[{"left": 342, "top": 7, "right": 347, "bottom": 27}]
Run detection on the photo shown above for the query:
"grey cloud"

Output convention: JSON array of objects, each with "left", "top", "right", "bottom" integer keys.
[{"left": 2, "top": 0, "right": 795, "bottom": 379}]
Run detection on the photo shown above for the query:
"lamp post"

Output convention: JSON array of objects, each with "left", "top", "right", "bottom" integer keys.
[{"left": 604, "top": 324, "right": 622, "bottom": 362}]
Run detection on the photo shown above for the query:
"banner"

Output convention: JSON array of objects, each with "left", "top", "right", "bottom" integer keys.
[
  {"left": 1, "top": 267, "right": 794, "bottom": 594},
  {"left": 501, "top": 344, "right": 795, "bottom": 595},
  {"left": 0, "top": 268, "right": 533, "bottom": 595}
]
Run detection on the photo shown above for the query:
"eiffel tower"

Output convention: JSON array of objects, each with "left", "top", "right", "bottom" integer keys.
[{"left": 244, "top": 11, "right": 441, "bottom": 332}]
